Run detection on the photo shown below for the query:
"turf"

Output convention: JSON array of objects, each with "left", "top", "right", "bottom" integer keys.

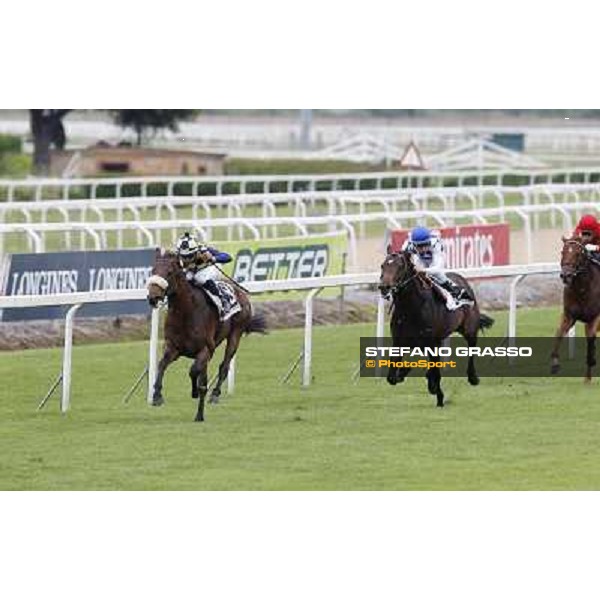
[{"left": 1, "top": 305, "right": 600, "bottom": 490}]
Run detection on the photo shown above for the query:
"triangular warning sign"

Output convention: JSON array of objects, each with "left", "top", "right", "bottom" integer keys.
[{"left": 398, "top": 140, "right": 425, "bottom": 170}]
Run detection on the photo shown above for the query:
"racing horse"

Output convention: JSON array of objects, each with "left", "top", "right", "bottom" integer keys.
[
  {"left": 551, "top": 235, "right": 600, "bottom": 381},
  {"left": 378, "top": 249, "right": 494, "bottom": 407},
  {"left": 146, "top": 248, "right": 267, "bottom": 422}
]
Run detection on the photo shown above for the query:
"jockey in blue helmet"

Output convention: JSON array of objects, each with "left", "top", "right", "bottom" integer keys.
[{"left": 401, "top": 226, "right": 471, "bottom": 309}]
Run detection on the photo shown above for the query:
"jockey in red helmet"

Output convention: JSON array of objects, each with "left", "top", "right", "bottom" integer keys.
[{"left": 574, "top": 214, "right": 600, "bottom": 253}]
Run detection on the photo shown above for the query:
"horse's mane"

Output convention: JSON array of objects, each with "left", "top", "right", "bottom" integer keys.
[
  {"left": 385, "top": 249, "right": 413, "bottom": 267},
  {"left": 154, "top": 247, "right": 187, "bottom": 287},
  {"left": 562, "top": 234, "right": 586, "bottom": 247},
  {"left": 385, "top": 250, "right": 432, "bottom": 300},
  {"left": 156, "top": 247, "right": 178, "bottom": 259}
]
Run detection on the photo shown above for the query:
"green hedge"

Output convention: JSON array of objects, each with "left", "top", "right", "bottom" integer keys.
[
  {"left": 0, "top": 134, "right": 28, "bottom": 179},
  {"left": 0, "top": 153, "right": 31, "bottom": 178},
  {"left": 225, "top": 158, "right": 385, "bottom": 176},
  {"left": 0, "top": 134, "right": 22, "bottom": 155}
]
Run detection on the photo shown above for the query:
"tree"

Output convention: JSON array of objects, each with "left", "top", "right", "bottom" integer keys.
[
  {"left": 29, "top": 109, "right": 71, "bottom": 175},
  {"left": 111, "top": 110, "right": 197, "bottom": 146}
]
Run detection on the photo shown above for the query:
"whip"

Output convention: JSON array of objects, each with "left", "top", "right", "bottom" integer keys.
[{"left": 214, "top": 264, "right": 251, "bottom": 294}]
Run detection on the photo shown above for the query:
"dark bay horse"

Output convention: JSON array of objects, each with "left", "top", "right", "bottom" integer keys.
[
  {"left": 551, "top": 236, "right": 600, "bottom": 381},
  {"left": 378, "top": 250, "right": 494, "bottom": 407},
  {"left": 146, "top": 248, "right": 267, "bottom": 422}
]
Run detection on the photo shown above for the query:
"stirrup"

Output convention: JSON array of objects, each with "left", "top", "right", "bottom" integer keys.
[{"left": 446, "top": 299, "right": 459, "bottom": 310}]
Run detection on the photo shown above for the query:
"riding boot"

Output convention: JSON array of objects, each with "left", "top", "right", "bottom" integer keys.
[
  {"left": 443, "top": 279, "right": 469, "bottom": 302},
  {"left": 203, "top": 280, "right": 225, "bottom": 318},
  {"left": 204, "top": 279, "right": 220, "bottom": 296}
]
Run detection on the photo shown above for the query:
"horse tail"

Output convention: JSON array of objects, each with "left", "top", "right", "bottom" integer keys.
[
  {"left": 479, "top": 313, "right": 495, "bottom": 331},
  {"left": 245, "top": 312, "right": 268, "bottom": 335}
]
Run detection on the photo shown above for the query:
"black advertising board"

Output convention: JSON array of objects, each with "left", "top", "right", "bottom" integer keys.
[{"left": 0, "top": 249, "right": 154, "bottom": 321}]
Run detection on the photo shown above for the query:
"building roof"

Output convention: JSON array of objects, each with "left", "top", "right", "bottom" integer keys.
[{"left": 68, "top": 145, "right": 228, "bottom": 160}]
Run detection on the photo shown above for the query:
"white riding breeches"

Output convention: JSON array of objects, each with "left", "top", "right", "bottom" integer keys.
[{"left": 190, "top": 265, "right": 220, "bottom": 286}]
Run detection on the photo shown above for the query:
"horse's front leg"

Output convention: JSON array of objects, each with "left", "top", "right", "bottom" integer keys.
[
  {"left": 210, "top": 328, "right": 243, "bottom": 404},
  {"left": 386, "top": 328, "right": 407, "bottom": 385},
  {"left": 152, "top": 343, "right": 179, "bottom": 406},
  {"left": 386, "top": 362, "right": 399, "bottom": 385},
  {"left": 426, "top": 367, "right": 444, "bottom": 408},
  {"left": 551, "top": 313, "right": 575, "bottom": 374},
  {"left": 465, "top": 334, "right": 480, "bottom": 386},
  {"left": 387, "top": 363, "right": 411, "bottom": 385},
  {"left": 584, "top": 316, "right": 600, "bottom": 382},
  {"left": 191, "top": 346, "right": 212, "bottom": 422}
]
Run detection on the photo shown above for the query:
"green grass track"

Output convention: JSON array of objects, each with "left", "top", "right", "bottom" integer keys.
[{"left": 1, "top": 306, "right": 599, "bottom": 490}]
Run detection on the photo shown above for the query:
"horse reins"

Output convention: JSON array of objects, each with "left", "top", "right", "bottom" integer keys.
[
  {"left": 385, "top": 254, "right": 421, "bottom": 295},
  {"left": 392, "top": 272, "right": 420, "bottom": 294},
  {"left": 563, "top": 239, "right": 591, "bottom": 279}
]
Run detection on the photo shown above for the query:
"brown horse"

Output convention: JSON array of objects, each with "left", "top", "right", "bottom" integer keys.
[
  {"left": 379, "top": 250, "right": 494, "bottom": 407},
  {"left": 146, "top": 248, "right": 267, "bottom": 422},
  {"left": 551, "top": 236, "right": 600, "bottom": 380}
]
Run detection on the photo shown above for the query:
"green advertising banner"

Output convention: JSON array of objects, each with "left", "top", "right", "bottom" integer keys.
[{"left": 217, "top": 231, "right": 348, "bottom": 300}]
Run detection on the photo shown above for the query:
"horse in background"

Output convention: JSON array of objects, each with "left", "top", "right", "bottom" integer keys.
[
  {"left": 146, "top": 248, "right": 267, "bottom": 422},
  {"left": 551, "top": 236, "right": 600, "bottom": 381}
]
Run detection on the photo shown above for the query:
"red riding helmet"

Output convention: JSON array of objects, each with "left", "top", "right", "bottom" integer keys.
[{"left": 575, "top": 214, "right": 600, "bottom": 238}]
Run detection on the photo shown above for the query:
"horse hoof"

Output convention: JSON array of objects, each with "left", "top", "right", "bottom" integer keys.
[
  {"left": 550, "top": 364, "right": 560, "bottom": 375},
  {"left": 386, "top": 375, "right": 398, "bottom": 386},
  {"left": 209, "top": 393, "right": 220, "bottom": 405},
  {"left": 152, "top": 396, "right": 164, "bottom": 407},
  {"left": 436, "top": 390, "right": 445, "bottom": 407},
  {"left": 468, "top": 375, "right": 480, "bottom": 386},
  {"left": 194, "top": 415, "right": 204, "bottom": 422}
]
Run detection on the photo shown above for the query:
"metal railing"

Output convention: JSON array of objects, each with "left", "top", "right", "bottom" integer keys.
[
  {"left": 0, "top": 183, "right": 597, "bottom": 255},
  {"left": 0, "top": 202, "right": 595, "bottom": 265},
  {"left": 2, "top": 166, "right": 600, "bottom": 202},
  {"left": 0, "top": 262, "right": 562, "bottom": 414},
  {"left": 1, "top": 181, "right": 598, "bottom": 218}
]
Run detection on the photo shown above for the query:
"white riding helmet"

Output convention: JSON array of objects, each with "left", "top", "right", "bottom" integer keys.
[{"left": 176, "top": 232, "right": 199, "bottom": 258}]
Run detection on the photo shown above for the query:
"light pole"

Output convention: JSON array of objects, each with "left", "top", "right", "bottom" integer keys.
[{"left": 299, "top": 109, "right": 312, "bottom": 150}]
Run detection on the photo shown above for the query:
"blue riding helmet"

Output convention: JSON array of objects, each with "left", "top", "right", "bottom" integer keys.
[{"left": 410, "top": 226, "right": 432, "bottom": 246}]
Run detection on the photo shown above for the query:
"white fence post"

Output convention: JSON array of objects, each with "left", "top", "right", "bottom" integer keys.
[
  {"left": 303, "top": 288, "right": 322, "bottom": 386},
  {"left": 508, "top": 274, "right": 525, "bottom": 346},
  {"left": 227, "top": 357, "right": 236, "bottom": 395},
  {"left": 61, "top": 303, "right": 82, "bottom": 413},
  {"left": 376, "top": 295, "right": 386, "bottom": 338},
  {"left": 568, "top": 324, "right": 576, "bottom": 359},
  {"left": 147, "top": 307, "right": 160, "bottom": 405}
]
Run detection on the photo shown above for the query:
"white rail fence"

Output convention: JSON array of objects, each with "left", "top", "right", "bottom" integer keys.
[
  {"left": 0, "top": 263, "right": 564, "bottom": 414},
  {"left": 3, "top": 167, "right": 600, "bottom": 202},
  {"left": 0, "top": 202, "right": 596, "bottom": 265},
  {"left": 1, "top": 183, "right": 599, "bottom": 231}
]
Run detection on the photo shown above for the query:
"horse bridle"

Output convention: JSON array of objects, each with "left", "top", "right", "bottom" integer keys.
[
  {"left": 382, "top": 253, "right": 421, "bottom": 296},
  {"left": 147, "top": 255, "right": 180, "bottom": 304},
  {"left": 562, "top": 239, "right": 590, "bottom": 279}
]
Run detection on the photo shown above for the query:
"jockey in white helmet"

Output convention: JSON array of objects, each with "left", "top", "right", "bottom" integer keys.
[
  {"left": 401, "top": 226, "right": 472, "bottom": 310},
  {"left": 175, "top": 232, "right": 238, "bottom": 319}
]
